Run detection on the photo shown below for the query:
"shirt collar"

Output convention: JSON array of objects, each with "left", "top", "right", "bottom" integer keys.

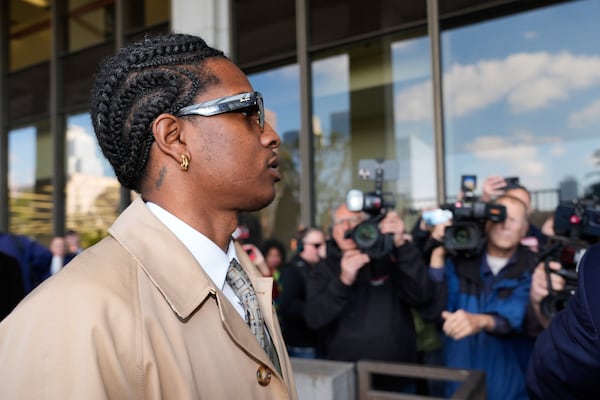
[{"left": 145, "top": 201, "right": 238, "bottom": 290}]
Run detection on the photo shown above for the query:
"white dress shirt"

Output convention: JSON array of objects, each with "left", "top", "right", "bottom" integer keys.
[{"left": 146, "top": 202, "right": 246, "bottom": 319}]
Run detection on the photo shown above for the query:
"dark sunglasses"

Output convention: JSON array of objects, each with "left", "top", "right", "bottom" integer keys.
[
  {"left": 174, "top": 91, "right": 264, "bottom": 132},
  {"left": 304, "top": 242, "right": 324, "bottom": 249}
]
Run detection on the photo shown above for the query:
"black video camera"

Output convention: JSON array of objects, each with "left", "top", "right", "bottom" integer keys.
[
  {"left": 441, "top": 175, "right": 507, "bottom": 257},
  {"left": 345, "top": 159, "right": 398, "bottom": 259},
  {"left": 539, "top": 198, "right": 600, "bottom": 318}
]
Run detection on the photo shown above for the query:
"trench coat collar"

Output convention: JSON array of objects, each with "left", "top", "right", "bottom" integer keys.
[{"left": 108, "top": 198, "right": 281, "bottom": 371}]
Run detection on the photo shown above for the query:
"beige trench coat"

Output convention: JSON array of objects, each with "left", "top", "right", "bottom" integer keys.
[{"left": 0, "top": 198, "right": 297, "bottom": 399}]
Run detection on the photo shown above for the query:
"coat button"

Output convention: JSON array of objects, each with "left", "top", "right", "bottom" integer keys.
[{"left": 256, "top": 365, "right": 272, "bottom": 386}]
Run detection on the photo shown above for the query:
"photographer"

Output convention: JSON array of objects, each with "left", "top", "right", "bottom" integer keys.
[
  {"left": 481, "top": 175, "right": 548, "bottom": 251},
  {"left": 427, "top": 194, "right": 536, "bottom": 400},
  {"left": 304, "top": 203, "right": 433, "bottom": 392},
  {"left": 526, "top": 244, "right": 600, "bottom": 399}
]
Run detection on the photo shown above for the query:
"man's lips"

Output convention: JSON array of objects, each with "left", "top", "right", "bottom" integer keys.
[{"left": 268, "top": 155, "right": 281, "bottom": 180}]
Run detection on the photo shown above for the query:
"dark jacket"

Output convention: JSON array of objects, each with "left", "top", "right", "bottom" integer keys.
[
  {"left": 0, "top": 233, "right": 52, "bottom": 294},
  {"left": 0, "top": 252, "right": 25, "bottom": 320},
  {"left": 279, "top": 254, "right": 321, "bottom": 349},
  {"left": 527, "top": 244, "right": 600, "bottom": 399},
  {"left": 304, "top": 240, "right": 432, "bottom": 363}
]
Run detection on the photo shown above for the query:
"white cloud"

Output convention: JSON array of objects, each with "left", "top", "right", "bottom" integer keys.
[
  {"left": 550, "top": 144, "right": 566, "bottom": 156},
  {"left": 313, "top": 55, "right": 349, "bottom": 97},
  {"left": 462, "top": 134, "right": 554, "bottom": 181},
  {"left": 523, "top": 31, "right": 539, "bottom": 40},
  {"left": 568, "top": 98, "right": 600, "bottom": 128},
  {"left": 395, "top": 51, "right": 600, "bottom": 121}
]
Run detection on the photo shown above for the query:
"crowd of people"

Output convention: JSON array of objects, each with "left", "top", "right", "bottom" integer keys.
[
  {"left": 0, "top": 31, "right": 597, "bottom": 399},
  {"left": 237, "top": 174, "right": 598, "bottom": 398}
]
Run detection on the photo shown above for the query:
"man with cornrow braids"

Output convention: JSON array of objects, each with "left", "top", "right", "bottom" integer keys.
[{"left": 0, "top": 33, "right": 297, "bottom": 399}]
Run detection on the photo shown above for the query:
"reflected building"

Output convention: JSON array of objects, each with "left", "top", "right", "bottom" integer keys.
[{"left": 559, "top": 176, "right": 579, "bottom": 202}]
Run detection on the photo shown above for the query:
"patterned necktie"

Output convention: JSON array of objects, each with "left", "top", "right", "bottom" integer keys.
[{"left": 226, "top": 258, "right": 280, "bottom": 371}]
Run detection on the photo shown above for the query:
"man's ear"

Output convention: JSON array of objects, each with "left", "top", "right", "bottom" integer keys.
[{"left": 152, "top": 113, "right": 188, "bottom": 165}]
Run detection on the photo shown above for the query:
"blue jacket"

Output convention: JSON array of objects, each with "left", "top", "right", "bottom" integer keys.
[
  {"left": 527, "top": 244, "right": 600, "bottom": 399},
  {"left": 439, "top": 245, "right": 535, "bottom": 400}
]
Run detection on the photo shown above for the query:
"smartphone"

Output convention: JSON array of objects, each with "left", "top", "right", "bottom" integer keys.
[
  {"left": 503, "top": 176, "right": 520, "bottom": 189},
  {"left": 461, "top": 175, "right": 477, "bottom": 193},
  {"left": 422, "top": 209, "right": 453, "bottom": 226}
]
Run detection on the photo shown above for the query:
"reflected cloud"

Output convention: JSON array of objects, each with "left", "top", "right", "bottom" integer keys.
[
  {"left": 523, "top": 31, "right": 540, "bottom": 40},
  {"left": 395, "top": 51, "right": 600, "bottom": 121},
  {"left": 312, "top": 55, "right": 349, "bottom": 97},
  {"left": 568, "top": 98, "right": 600, "bottom": 128},
  {"left": 464, "top": 135, "right": 547, "bottom": 178}
]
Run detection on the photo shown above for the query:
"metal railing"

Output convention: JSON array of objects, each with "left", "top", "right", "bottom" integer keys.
[{"left": 357, "top": 360, "right": 486, "bottom": 400}]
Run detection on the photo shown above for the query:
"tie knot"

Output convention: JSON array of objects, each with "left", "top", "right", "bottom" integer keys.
[{"left": 226, "top": 258, "right": 254, "bottom": 299}]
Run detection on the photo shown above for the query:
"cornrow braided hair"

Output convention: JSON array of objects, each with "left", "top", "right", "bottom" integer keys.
[{"left": 90, "top": 33, "right": 226, "bottom": 191}]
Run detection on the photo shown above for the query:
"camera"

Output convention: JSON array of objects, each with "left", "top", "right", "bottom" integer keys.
[
  {"left": 345, "top": 159, "right": 398, "bottom": 259},
  {"left": 441, "top": 175, "right": 507, "bottom": 257},
  {"left": 539, "top": 198, "right": 600, "bottom": 318}
]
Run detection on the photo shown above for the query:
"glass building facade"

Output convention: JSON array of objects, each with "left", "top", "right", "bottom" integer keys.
[{"left": 1, "top": 0, "right": 599, "bottom": 248}]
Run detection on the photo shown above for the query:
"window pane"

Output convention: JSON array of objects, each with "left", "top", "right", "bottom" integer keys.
[
  {"left": 246, "top": 65, "right": 301, "bottom": 248},
  {"left": 68, "top": 0, "right": 115, "bottom": 52},
  {"left": 312, "top": 33, "right": 433, "bottom": 227},
  {"left": 392, "top": 37, "right": 436, "bottom": 209},
  {"left": 442, "top": 0, "right": 600, "bottom": 214},
  {"left": 66, "top": 113, "right": 120, "bottom": 246},
  {"left": 7, "top": 62, "right": 50, "bottom": 120},
  {"left": 9, "top": 122, "right": 53, "bottom": 241},
  {"left": 124, "top": 0, "right": 171, "bottom": 32},
  {"left": 63, "top": 43, "right": 114, "bottom": 109},
  {"left": 9, "top": 0, "right": 51, "bottom": 70},
  {"left": 310, "top": 0, "right": 426, "bottom": 48},
  {"left": 233, "top": 0, "right": 296, "bottom": 66}
]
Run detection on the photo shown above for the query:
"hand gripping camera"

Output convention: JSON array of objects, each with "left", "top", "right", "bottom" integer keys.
[
  {"left": 345, "top": 159, "right": 398, "bottom": 259},
  {"left": 539, "top": 198, "right": 600, "bottom": 318}
]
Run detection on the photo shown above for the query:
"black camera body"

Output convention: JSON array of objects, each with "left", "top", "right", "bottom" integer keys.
[
  {"left": 441, "top": 177, "right": 507, "bottom": 258},
  {"left": 539, "top": 198, "right": 600, "bottom": 318},
  {"left": 345, "top": 159, "right": 398, "bottom": 259},
  {"left": 442, "top": 199, "right": 507, "bottom": 257}
]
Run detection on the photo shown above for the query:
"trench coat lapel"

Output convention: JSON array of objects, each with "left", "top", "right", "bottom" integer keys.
[{"left": 109, "top": 198, "right": 282, "bottom": 372}]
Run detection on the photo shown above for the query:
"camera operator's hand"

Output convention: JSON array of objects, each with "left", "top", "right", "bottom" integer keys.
[
  {"left": 430, "top": 219, "right": 451, "bottom": 241},
  {"left": 441, "top": 309, "right": 494, "bottom": 340},
  {"left": 530, "top": 260, "right": 566, "bottom": 328},
  {"left": 481, "top": 175, "right": 506, "bottom": 202},
  {"left": 379, "top": 211, "right": 406, "bottom": 248},
  {"left": 339, "top": 249, "right": 370, "bottom": 286},
  {"left": 429, "top": 245, "right": 447, "bottom": 268},
  {"left": 531, "top": 261, "right": 566, "bottom": 305}
]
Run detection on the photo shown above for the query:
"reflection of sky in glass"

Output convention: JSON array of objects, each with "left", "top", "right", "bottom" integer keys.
[
  {"left": 439, "top": 1, "right": 600, "bottom": 197},
  {"left": 67, "top": 113, "right": 115, "bottom": 177},
  {"left": 9, "top": 127, "right": 36, "bottom": 189},
  {"left": 312, "top": 55, "right": 349, "bottom": 136},
  {"left": 248, "top": 65, "right": 301, "bottom": 140}
]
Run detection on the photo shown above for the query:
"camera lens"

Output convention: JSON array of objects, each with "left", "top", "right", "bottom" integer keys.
[
  {"left": 453, "top": 227, "right": 471, "bottom": 245},
  {"left": 354, "top": 223, "right": 379, "bottom": 248}
]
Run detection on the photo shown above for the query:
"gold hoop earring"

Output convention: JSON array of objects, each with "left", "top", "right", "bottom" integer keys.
[{"left": 180, "top": 154, "right": 189, "bottom": 171}]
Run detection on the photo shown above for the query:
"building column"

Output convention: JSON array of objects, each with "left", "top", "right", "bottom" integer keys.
[{"left": 171, "top": 0, "right": 231, "bottom": 56}]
